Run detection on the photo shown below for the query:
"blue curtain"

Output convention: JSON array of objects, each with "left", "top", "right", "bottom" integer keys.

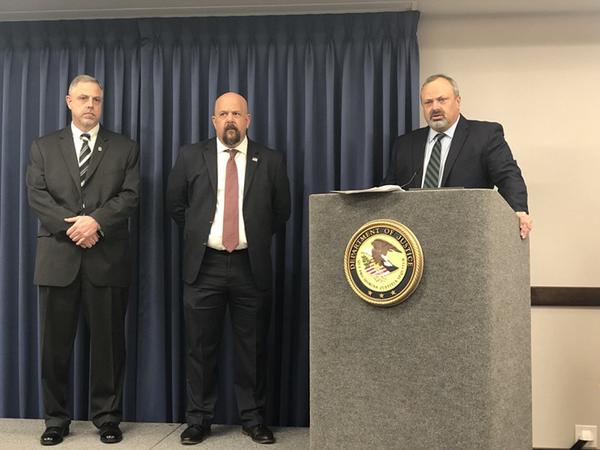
[{"left": 0, "top": 12, "right": 419, "bottom": 426}]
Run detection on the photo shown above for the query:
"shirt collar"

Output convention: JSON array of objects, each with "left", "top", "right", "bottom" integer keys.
[
  {"left": 71, "top": 122, "right": 100, "bottom": 141},
  {"left": 216, "top": 135, "right": 248, "bottom": 155},
  {"left": 427, "top": 116, "right": 459, "bottom": 143}
]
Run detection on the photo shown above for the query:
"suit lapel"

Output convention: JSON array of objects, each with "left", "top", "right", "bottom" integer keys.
[
  {"left": 201, "top": 139, "right": 218, "bottom": 197},
  {"left": 441, "top": 115, "right": 469, "bottom": 186},
  {"left": 244, "top": 140, "right": 260, "bottom": 200},
  {"left": 412, "top": 128, "right": 428, "bottom": 188},
  {"left": 84, "top": 127, "right": 108, "bottom": 185},
  {"left": 58, "top": 128, "right": 82, "bottom": 191}
]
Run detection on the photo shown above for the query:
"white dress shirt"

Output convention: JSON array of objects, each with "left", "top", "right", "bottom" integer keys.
[
  {"left": 71, "top": 122, "right": 99, "bottom": 159},
  {"left": 207, "top": 136, "right": 249, "bottom": 250},
  {"left": 420, "top": 118, "right": 459, "bottom": 188}
]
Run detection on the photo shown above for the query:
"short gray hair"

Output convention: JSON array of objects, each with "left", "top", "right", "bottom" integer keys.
[
  {"left": 68, "top": 74, "right": 103, "bottom": 94},
  {"left": 422, "top": 74, "right": 460, "bottom": 97}
]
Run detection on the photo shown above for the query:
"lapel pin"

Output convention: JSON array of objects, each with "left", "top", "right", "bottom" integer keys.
[
  {"left": 252, "top": 156, "right": 258, "bottom": 162},
  {"left": 97, "top": 147, "right": 103, "bottom": 152}
]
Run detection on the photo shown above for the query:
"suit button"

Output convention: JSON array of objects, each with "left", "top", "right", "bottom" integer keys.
[{"left": 202, "top": 242, "right": 207, "bottom": 246}]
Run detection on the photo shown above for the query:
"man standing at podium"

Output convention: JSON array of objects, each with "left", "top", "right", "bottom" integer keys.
[{"left": 383, "top": 74, "right": 532, "bottom": 239}]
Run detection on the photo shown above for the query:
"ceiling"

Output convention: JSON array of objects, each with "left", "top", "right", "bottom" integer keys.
[{"left": 2, "top": 0, "right": 600, "bottom": 21}]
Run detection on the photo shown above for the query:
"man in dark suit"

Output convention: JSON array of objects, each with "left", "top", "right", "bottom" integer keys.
[
  {"left": 26, "top": 74, "right": 139, "bottom": 445},
  {"left": 383, "top": 74, "right": 533, "bottom": 239},
  {"left": 166, "top": 92, "right": 290, "bottom": 445}
]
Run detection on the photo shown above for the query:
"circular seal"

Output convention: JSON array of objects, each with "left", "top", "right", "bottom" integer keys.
[{"left": 344, "top": 219, "right": 424, "bottom": 307}]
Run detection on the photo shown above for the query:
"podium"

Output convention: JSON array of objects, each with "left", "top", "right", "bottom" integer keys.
[{"left": 309, "top": 189, "right": 531, "bottom": 450}]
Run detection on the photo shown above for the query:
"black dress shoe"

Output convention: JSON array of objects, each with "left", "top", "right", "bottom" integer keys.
[
  {"left": 99, "top": 422, "right": 122, "bottom": 444},
  {"left": 242, "top": 424, "right": 275, "bottom": 444},
  {"left": 40, "top": 425, "right": 69, "bottom": 446},
  {"left": 180, "top": 424, "right": 210, "bottom": 445}
]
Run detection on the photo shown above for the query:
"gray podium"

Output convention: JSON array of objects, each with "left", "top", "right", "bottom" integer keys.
[{"left": 309, "top": 189, "right": 531, "bottom": 450}]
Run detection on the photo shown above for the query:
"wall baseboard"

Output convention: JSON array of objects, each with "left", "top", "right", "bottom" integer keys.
[{"left": 531, "top": 286, "right": 600, "bottom": 307}]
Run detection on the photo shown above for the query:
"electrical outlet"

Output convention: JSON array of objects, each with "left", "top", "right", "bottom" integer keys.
[{"left": 575, "top": 425, "right": 598, "bottom": 448}]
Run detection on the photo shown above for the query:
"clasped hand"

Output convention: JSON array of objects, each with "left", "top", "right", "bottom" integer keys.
[{"left": 65, "top": 215, "right": 100, "bottom": 248}]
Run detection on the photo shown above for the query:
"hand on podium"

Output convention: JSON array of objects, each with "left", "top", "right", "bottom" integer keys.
[{"left": 516, "top": 211, "right": 532, "bottom": 240}]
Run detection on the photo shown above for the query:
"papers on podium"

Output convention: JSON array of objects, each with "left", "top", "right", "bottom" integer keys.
[{"left": 331, "top": 184, "right": 404, "bottom": 195}]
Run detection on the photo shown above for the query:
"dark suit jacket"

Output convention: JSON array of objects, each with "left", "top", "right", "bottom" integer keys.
[
  {"left": 166, "top": 138, "right": 291, "bottom": 290},
  {"left": 383, "top": 115, "right": 528, "bottom": 212},
  {"left": 26, "top": 126, "right": 139, "bottom": 287}
]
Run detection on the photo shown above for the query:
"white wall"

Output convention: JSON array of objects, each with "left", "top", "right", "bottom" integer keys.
[{"left": 419, "top": 12, "right": 600, "bottom": 448}]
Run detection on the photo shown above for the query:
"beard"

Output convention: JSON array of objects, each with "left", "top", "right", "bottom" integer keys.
[
  {"left": 425, "top": 111, "right": 450, "bottom": 132},
  {"left": 222, "top": 125, "right": 242, "bottom": 146},
  {"left": 426, "top": 117, "right": 450, "bottom": 132}
]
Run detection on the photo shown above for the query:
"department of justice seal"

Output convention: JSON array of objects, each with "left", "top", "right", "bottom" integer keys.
[{"left": 343, "top": 219, "right": 424, "bottom": 307}]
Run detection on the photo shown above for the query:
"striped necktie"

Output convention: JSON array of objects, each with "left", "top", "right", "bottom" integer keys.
[
  {"left": 423, "top": 133, "right": 444, "bottom": 188},
  {"left": 79, "top": 133, "right": 92, "bottom": 187}
]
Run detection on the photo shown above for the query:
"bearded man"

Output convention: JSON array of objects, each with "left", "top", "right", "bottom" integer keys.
[
  {"left": 383, "top": 74, "right": 532, "bottom": 239},
  {"left": 166, "top": 92, "right": 290, "bottom": 445}
]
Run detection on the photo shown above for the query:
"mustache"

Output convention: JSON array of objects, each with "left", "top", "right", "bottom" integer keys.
[
  {"left": 429, "top": 110, "right": 445, "bottom": 120},
  {"left": 225, "top": 123, "right": 238, "bottom": 131}
]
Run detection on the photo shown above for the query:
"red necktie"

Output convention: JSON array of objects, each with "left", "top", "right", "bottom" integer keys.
[{"left": 222, "top": 149, "right": 239, "bottom": 252}]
